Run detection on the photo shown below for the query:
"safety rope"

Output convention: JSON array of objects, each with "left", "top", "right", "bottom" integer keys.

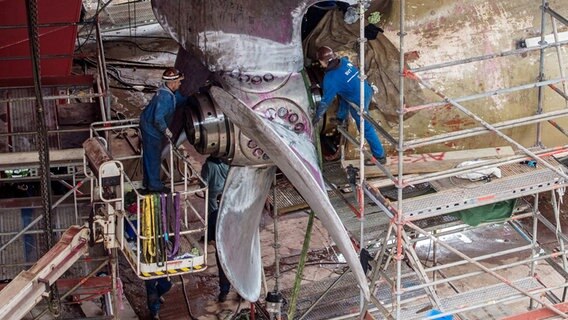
[
  {"left": 169, "top": 193, "right": 181, "bottom": 259},
  {"left": 142, "top": 195, "right": 156, "bottom": 262},
  {"left": 160, "top": 193, "right": 169, "bottom": 245},
  {"left": 143, "top": 193, "right": 183, "bottom": 264},
  {"left": 153, "top": 194, "right": 165, "bottom": 267},
  {"left": 162, "top": 193, "right": 182, "bottom": 259}
]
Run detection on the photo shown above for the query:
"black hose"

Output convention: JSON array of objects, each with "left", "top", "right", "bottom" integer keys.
[
  {"left": 229, "top": 298, "right": 243, "bottom": 320},
  {"left": 102, "top": 39, "right": 177, "bottom": 55},
  {"left": 104, "top": 57, "right": 170, "bottom": 68},
  {"left": 77, "top": 57, "right": 159, "bottom": 91},
  {"left": 179, "top": 275, "right": 199, "bottom": 320},
  {"left": 75, "top": 1, "right": 102, "bottom": 52}
]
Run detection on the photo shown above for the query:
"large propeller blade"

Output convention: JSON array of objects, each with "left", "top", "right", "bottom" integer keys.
[{"left": 211, "top": 86, "right": 370, "bottom": 301}]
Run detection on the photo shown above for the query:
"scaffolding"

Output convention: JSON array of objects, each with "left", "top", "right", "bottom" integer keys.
[
  {"left": 347, "top": 1, "right": 568, "bottom": 319},
  {"left": 0, "top": 9, "right": 119, "bottom": 317},
  {"left": 288, "top": 1, "right": 568, "bottom": 319}
]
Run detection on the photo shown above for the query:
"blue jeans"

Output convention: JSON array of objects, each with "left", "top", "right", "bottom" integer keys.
[
  {"left": 145, "top": 278, "right": 172, "bottom": 316},
  {"left": 215, "top": 248, "right": 231, "bottom": 294},
  {"left": 209, "top": 210, "right": 231, "bottom": 294},
  {"left": 337, "top": 99, "right": 385, "bottom": 159},
  {"left": 141, "top": 129, "right": 165, "bottom": 191}
]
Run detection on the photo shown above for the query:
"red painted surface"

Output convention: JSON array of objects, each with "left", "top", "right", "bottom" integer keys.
[
  {"left": 0, "top": 74, "right": 93, "bottom": 88},
  {"left": 502, "top": 302, "right": 568, "bottom": 320},
  {"left": 0, "top": 0, "right": 82, "bottom": 82}
]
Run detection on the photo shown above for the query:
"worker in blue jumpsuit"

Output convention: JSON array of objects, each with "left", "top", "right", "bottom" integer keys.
[
  {"left": 140, "top": 67, "right": 187, "bottom": 193},
  {"left": 201, "top": 156, "right": 231, "bottom": 302},
  {"left": 201, "top": 155, "right": 230, "bottom": 215},
  {"left": 311, "top": 46, "right": 386, "bottom": 165}
]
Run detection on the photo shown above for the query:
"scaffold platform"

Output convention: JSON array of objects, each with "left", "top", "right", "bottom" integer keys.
[{"left": 366, "top": 156, "right": 568, "bottom": 221}]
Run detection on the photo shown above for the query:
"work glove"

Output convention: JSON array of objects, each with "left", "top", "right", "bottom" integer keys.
[
  {"left": 330, "top": 117, "right": 346, "bottom": 127},
  {"left": 164, "top": 128, "right": 173, "bottom": 139},
  {"left": 370, "top": 83, "right": 379, "bottom": 94}
]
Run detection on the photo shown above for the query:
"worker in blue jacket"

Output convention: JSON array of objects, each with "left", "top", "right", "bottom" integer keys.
[
  {"left": 312, "top": 46, "right": 386, "bottom": 165},
  {"left": 201, "top": 156, "right": 231, "bottom": 302},
  {"left": 201, "top": 155, "right": 230, "bottom": 215},
  {"left": 140, "top": 67, "right": 187, "bottom": 193}
]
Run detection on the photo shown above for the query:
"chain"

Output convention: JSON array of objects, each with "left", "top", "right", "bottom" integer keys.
[
  {"left": 25, "top": 0, "right": 59, "bottom": 315},
  {"left": 26, "top": 0, "right": 53, "bottom": 251}
]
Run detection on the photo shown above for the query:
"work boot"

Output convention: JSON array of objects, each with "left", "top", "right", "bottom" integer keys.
[
  {"left": 149, "top": 186, "right": 171, "bottom": 194},
  {"left": 365, "top": 156, "right": 387, "bottom": 166}
]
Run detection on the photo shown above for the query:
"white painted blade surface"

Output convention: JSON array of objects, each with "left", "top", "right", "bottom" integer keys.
[
  {"left": 210, "top": 86, "right": 370, "bottom": 300},
  {"left": 216, "top": 165, "right": 276, "bottom": 302}
]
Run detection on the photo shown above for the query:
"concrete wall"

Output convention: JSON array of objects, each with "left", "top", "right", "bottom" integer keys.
[{"left": 382, "top": 0, "right": 568, "bottom": 152}]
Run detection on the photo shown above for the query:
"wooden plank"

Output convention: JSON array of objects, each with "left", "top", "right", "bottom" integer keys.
[
  {"left": 0, "top": 148, "right": 84, "bottom": 169},
  {"left": 368, "top": 174, "right": 420, "bottom": 189},
  {"left": 342, "top": 146, "right": 515, "bottom": 178}
]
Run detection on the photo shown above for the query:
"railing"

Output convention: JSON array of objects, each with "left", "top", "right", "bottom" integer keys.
[{"left": 86, "top": 119, "right": 210, "bottom": 279}]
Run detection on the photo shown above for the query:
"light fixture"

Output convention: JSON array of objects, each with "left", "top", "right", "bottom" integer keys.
[{"left": 519, "top": 31, "right": 568, "bottom": 48}]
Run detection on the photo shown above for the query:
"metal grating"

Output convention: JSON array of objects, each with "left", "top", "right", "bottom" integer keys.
[
  {"left": 267, "top": 178, "right": 310, "bottom": 214},
  {"left": 265, "top": 163, "right": 391, "bottom": 242},
  {"left": 333, "top": 197, "right": 389, "bottom": 243},
  {"left": 383, "top": 158, "right": 567, "bottom": 221},
  {"left": 391, "top": 277, "right": 544, "bottom": 320},
  {"left": 267, "top": 162, "right": 353, "bottom": 214},
  {"left": 412, "top": 214, "right": 461, "bottom": 230},
  {"left": 282, "top": 271, "right": 425, "bottom": 320},
  {"left": 0, "top": 87, "right": 61, "bottom": 153},
  {"left": 323, "top": 160, "right": 351, "bottom": 186}
]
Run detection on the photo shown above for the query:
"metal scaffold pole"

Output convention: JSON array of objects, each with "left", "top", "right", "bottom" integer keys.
[
  {"left": 536, "top": 0, "right": 548, "bottom": 146},
  {"left": 547, "top": 3, "right": 568, "bottom": 108},
  {"left": 334, "top": 1, "right": 568, "bottom": 319},
  {"left": 394, "top": 0, "right": 407, "bottom": 318},
  {"left": 357, "top": 0, "right": 367, "bottom": 313}
]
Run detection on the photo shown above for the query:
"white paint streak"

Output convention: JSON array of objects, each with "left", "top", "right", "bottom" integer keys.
[{"left": 197, "top": 30, "right": 303, "bottom": 73}]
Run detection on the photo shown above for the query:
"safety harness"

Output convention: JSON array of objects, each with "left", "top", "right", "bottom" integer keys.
[
  {"left": 169, "top": 193, "right": 181, "bottom": 259},
  {"left": 142, "top": 195, "right": 156, "bottom": 262},
  {"left": 142, "top": 193, "right": 182, "bottom": 264},
  {"left": 153, "top": 194, "right": 165, "bottom": 266},
  {"left": 161, "top": 193, "right": 181, "bottom": 259}
]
